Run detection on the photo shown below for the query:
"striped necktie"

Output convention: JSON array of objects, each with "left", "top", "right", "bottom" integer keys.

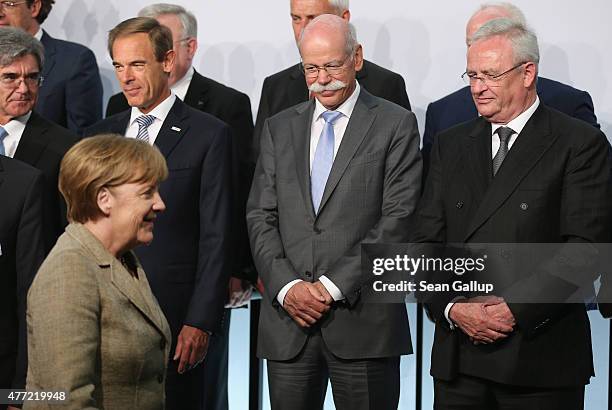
[
  {"left": 311, "top": 110, "right": 343, "bottom": 213},
  {"left": 492, "top": 126, "right": 514, "bottom": 176},
  {"left": 135, "top": 115, "right": 156, "bottom": 143},
  {"left": 0, "top": 126, "right": 7, "bottom": 156}
]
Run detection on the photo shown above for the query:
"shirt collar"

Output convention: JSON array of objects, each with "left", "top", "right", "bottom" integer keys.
[
  {"left": 33, "top": 28, "right": 43, "bottom": 41},
  {"left": 313, "top": 81, "right": 361, "bottom": 122},
  {"left": 129, "top": 93, "right": 177, "bottom": 127},
  {"left": 170, "top": 66, "right": 194, "bottom": 100},
  {"left": 3, "top": 111, "right": 32, "bottom": 134},
  {"left": 491, "top": 95, "right": 540, "bottom": 136}
]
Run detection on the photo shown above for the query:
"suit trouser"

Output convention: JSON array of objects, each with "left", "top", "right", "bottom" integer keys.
[
  {"left": 201, "top": 309, "right": 230, "bottom": 410},
  {"left": 434, "top": 374, "right": 585, "bottom": 410},
  {"left": 267, "top": 331, "right": 400, "bottom": 410},
  {"left": 0, "top": 352, "right": 16, "bottom": 410}
]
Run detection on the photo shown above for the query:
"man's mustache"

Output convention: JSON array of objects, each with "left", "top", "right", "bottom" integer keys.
[{"left": 308, "top": 79, "right": 347, "bottom": 93}]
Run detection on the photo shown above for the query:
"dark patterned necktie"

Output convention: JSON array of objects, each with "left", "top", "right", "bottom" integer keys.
[{"left": 492, "top": 126, "right": 514, "bottom": 176}]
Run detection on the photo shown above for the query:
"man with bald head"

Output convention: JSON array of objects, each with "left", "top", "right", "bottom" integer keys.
[
  {"left": 247, "top": 14, "right": 421, "bottom": 410},
  {"left": 253, "top": 0, "right": 411, "bottom": 160},
  {"left": 422, "top": 2, "right": 598, "bottom": 172},
  {"left": 413, "top": 17, "right": 611, "bottom": 409}
]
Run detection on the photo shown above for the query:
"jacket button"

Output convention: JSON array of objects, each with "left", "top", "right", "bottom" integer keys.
[
  {"left": 160, "top": 338, "right": 166, "bottom": 350},
  {"left": 313, "top": 227, "right": 321, "bottom": 234},
  {"left": 520, "top": 202, "right": 528, "bottom": 210},
  {"left": 456, "top": 201, "right": 464, "bottom": 209},
  {"left": 305, "top": 271, "right": 313, "bottom": 278},
  {"left": 157, "top": 374, "right": 164, "bottom": 383}
]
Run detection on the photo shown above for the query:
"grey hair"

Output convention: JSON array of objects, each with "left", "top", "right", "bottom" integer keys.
[
  {"left": 328, "top": 0, "right": 349, "bottom": 14},
  {"left": 469, "top": 18, "right": 539, "bottom": 64},
  {"left": 299, "top": 14, "right": 359, "bottom": 58},
  {"left": 0, "top": 27, "right": 44, "bottom": 69},
  {"left": 138, "top": 3, "right": 198, "bottom": 39},
  {"left": 475, "top": 2, "right": 527, "bottom": 26}
]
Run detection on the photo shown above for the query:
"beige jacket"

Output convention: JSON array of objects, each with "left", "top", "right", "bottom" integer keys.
[{"left": 25, "top": 224, "right": 172, "bottom": 409}]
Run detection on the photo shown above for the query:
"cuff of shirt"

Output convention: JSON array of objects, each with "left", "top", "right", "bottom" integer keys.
[
  {"left": 444, "top": 296, "right": 466, "bottom": 329},
  {"left": 276, "top": 279, "right": 303, "bottom": 306},
  {"left": 319, "top": 275, "right": 345, "bottom": 301}
]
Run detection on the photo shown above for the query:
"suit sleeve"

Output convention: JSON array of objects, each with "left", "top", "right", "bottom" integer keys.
[
  {"left": 391, "top": 73, "right": 411, "bottom": 111},
  {"left": 421, "top": 103, "right": 438, "bottom": 184},
  {"left": 26, "top": 250, "right": 101, "bottom": 409},
  {"left": 506, "top": 130, "right": 612, "bottom": 333},
  {"left": 327, "top": 112, "right": 422, "bottom": 306},
  {"left": 252, "top": 77, "right": 272, "bottom": 165},
  {"left": 571, "top": 90, "right": 599, "bottom": 129},
  {"left": 65, "top": 48, "right": 103, "bottom": 135},
  {"left": 12, "top": 173, "right": 45, "bottom": 390},
  {"left": 183, "top": 126, "right": 232, "bottom": 333},
  {"left": 246, "top": 119, "right": 300, "bottom": 304}
]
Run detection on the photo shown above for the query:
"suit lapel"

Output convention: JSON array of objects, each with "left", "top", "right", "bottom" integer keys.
[
  {"left": 464, "top": 105, "right": 557, "bottom": 240},
  {"left": 291, "top": 101, "right": 316, "bottom": 218},
  {"left": 465, "top": 118, "right": 493, "bottom": 200},
  {"left": 0, "top": 158, "right": 4, "bottom": 191},
  {"left": 14, "top": 112, "right": 50, "bottom": 166},
  {"left": 154, "top": 100, "right": 189, "bottom": 159},
  {"left": 40, "top": 31, "right": 56, "bottom": 81},
  {"left": 183, "top": 70, "right": 209, "bottom": 110},
  {"left": 317, "top": 90, "right": 377, "bottom": 216}
]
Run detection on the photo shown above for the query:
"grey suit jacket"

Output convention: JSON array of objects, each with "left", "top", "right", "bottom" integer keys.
[
  {"left": 25, "top": 224, "right": 171, "bottom": 409},
  {"left": 247, "top": 89, "right": 422, "bottom": 360}
]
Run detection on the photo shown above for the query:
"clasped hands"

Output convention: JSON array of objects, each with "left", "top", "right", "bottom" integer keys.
[
  {"left": 448, "top": 296, "right": 516, "bottom": 344},
  {"left": 283, "top": 281, "right": 333, "bottom": 327}
]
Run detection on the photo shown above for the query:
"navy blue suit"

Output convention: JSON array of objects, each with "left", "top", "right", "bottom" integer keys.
[
  {"left": 85, "top": 98, "right": 232, "bottom": 410},
  {"left": 422, "top": 77, "right": 599, "bottom": 169},
  {"left": 37, "top": 31, "right": 103, "bottom": 135}
]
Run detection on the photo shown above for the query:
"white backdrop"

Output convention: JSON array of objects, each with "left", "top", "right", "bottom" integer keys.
[{"left": 44, "top": 0, "right": 612, "bottom": 140}]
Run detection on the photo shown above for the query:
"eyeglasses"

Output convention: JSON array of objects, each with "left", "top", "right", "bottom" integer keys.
[
  {"left": 461, "top": 62, "right": 526, "bottom": 87},
  {"left": 0, "top": 72, "right": 43, "bottom": 87},
  {"left": 302, "top": 56, "right": 351, "bottom": 78},
  {"left": 0, "top": 0, "right": 28, "bottom": 11}
]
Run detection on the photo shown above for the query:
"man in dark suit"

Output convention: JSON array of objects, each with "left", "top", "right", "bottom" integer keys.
[
  {"left": 0, "top": 0, "right": 103, "bottom": 135},
  {"left": 0, "top": 155, "right": 44, "bottom": 410},
  {"left": 106, "top": 5, "right": 254, "bottom": 409},
  {"left": 422, "top": 2, "right": 598, "bottom": 170},
  {"left": 413, "top": 18, "right": 611, "bottom": 410},
  {"left": 0, "top": 27, "right": 78, "bottom": 252},
  {"left": 247, "top": 15, "right": 421, "bottom": 409},
  {"left": 253, "top": 0, "right": 411, "bottom": 160},
  {"left": 85, "top": 17, "right": 231, "bottom": 410}
]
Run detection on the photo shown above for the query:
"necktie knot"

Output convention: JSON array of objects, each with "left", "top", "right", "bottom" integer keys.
[
  {"left": 135, "top": 115, "right": 156, "bottom": 142},
  {"left": 136, "top": 115, "right": 156, "bottom": 128},
  {"left": 496, "top": 126, "right": 514, "bottom": 146},
  {"left": 321, "top": 110, "right": 343, "bottom": 125}
]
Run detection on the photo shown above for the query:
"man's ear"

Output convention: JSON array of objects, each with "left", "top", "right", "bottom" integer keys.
[
  {"left": 341, "top": 10, "right": 351, "bottom": 21},
  {"left": 186, "top": 37, "right": 198, "bottom": 60},
  {"left": 163, "top": 49, "right": 176, "bottom": 75},
  {"left": 29, "top": 0, "right": 42, "bottom": 20},
  {"left": 97, "top": 187, "right": 113, "bottom": 217},
  {"left": 353, "top": 44, "right": 364, "bottom": 72},
  {"left": 523, "top": 61, "right": 537, "bottom": 88}
]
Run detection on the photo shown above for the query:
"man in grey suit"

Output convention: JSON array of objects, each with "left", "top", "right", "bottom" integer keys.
[{"left": 247, "top": 14, "right": 421, "bottom": 410}]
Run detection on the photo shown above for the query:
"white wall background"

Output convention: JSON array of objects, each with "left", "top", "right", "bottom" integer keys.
[
  {"left": 42, "top": 2, "right": 612, "bottom": 409},
  {"left": 43, "top": 0, "right": 612, "bottom": 140}
]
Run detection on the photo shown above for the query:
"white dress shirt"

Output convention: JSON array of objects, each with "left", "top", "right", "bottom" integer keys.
[
  {"left": 277, "top": 82, "right": 362, "bottom": 307},
  {"left": 444, "top": 96, "right": 540, "bottom": 327},
  {"left": 1, "top": 112, "right": 32, "bottom": 158},
  {"left": 125, "top": 94, "right": 176, "bottom": 145},
  {"left": 171, "top": 66, "right": 194, "bottom": 101}
]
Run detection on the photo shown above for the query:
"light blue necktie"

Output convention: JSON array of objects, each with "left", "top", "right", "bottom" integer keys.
[
  {"left": 311, "top": 110, "right": 343, "bottom": 213},
  {"left": 0, "top": 126, "right": 7, "bottom": 156},
  {"left": 135, "top": 115, "right": 156, "bottom": 143}
]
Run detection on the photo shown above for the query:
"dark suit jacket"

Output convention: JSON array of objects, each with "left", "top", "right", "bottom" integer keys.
[
  {"left": 85, "top": 98, "right": 232, "bottom": 338},
  {"left": 253, "top": 60, "right": 412, "bottom": 161},
  {"left": 0, "top": 156, "right": 44, "bottom": 390},
  {"left": 413, "top": 103, "right": 612, "bottom": 387},
  {"left": 36, "top": 30, "right": 103, "bottom": 136},
  {"left": 13, "top": 111, "right": 79, "bottom": 252},
  {"left": 422, "top": 77, "right": 599, "bottom": 166},
  {"left": 247, "top": 89, "right": 422, "bottom": 360},
  {"left": 106, "top": 71, "right": 255, "bottom": 280}
]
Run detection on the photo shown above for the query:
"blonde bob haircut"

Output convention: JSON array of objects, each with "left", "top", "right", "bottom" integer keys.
[{"left": 59, "top": 134, "right": 168, "bottom": 223}]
